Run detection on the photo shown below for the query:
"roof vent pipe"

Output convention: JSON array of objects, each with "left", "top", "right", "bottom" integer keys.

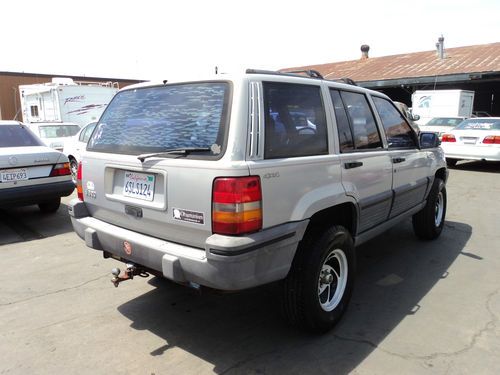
[
  {"left": 360, "top": 44, "right": 370, "bottom": 59},
  {"left": 436, "top": 36, "right": 445, "bottom": 59}
]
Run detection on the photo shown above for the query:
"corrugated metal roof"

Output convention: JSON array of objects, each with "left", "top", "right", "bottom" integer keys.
[{"left": 282, "top": 42, "right": 500, "bottom": 82}]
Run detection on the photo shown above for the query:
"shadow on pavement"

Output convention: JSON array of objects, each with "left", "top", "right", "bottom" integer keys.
[
  {"left": 449, "top": 160, "right": 500, "bottom": 173},
  {"left": 117, "top": 219, "right": 472, "bottom": 374},
  {"left": 0, "top": 202, "right": 73, "bottom": 243}
]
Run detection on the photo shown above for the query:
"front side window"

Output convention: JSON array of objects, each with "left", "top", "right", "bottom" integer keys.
[
  {"left": 340, "top": 91, "right": 382, "bottom": 150},
  {"left": 87, "top": 82, "right": 230, "bottom": 158},
  {"left": 263, "top": 82, "right": 328, "bottom": 159},
  {"left": 0, "top": 125, "right": 43, "bottom": 147},
  {"left": 372, "top": 96, "right": 416, "bottom": 148},
  {"left": 80, "top": 122, "right": 97, "bottom": 143}
]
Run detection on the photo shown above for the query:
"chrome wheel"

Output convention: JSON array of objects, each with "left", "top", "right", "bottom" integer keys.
[
  {"left": 70, "top": 159, "right": 78, "bottom": 184},
  {"left": 435, "top": 191, "right": 444, "bottom": 227},
  {"left": 318, "top": 248, "right": 348, "bottom": 312}
]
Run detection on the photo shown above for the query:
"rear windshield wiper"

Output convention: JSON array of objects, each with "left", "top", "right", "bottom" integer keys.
[{"left": 137, "top": 147, "right": 212, "bottom": 162}]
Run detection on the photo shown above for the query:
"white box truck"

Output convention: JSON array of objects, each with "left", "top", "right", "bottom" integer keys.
[
  {"left": 411, "top": 89, "right": 474, "bottom": 125},
  {"left": 19, "top": 78, "right": 119, "bottom": 127}
]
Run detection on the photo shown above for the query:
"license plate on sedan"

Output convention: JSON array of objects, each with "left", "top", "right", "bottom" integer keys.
[
  {"left": 123, "top": 171, "right": 155, "bottom": 201},
  {"left": 0, "top": 168, "right": 28, "bottom": 182}
]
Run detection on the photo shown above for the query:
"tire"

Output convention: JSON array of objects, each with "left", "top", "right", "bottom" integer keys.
[
  {"left": 446, "top": 158, "right": 458, "bottom": 167},
  {"left": 283, "top": 225, "right": 356, "bottom": 333},
  {"left": 69, "top": 158, "right": 78, "bottom": 185},
  {"left": 38, "top": 198, "right": 61, "bottom": 213},
  {"left": 412, "top": 178, "right": 446, "bottom": 240}
]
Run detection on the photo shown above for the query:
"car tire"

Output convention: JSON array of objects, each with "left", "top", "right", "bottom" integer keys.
[
  {"left": 69, "top": 158, "right": 78, "bottom": 185},
  {"left": 283, "top": 225, "right": 356, "bottom": 333},
  {"left": 38, "top": 198, "right": 61, "bottom": 214},
  {"left": 412, "top": 178, "right": 446, "bottom": 240},
  {"left": 446, "top": 158, "right": 458, "bottom": 167}
]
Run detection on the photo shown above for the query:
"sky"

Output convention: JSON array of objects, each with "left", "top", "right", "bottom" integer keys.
[{"left": 1, "top": 0, "right": 499, "bottom": 82}]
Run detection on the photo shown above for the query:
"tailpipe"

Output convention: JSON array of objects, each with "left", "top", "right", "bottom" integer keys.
[{"left": 111, "top": 263, "right": 149, "bottom": 287}]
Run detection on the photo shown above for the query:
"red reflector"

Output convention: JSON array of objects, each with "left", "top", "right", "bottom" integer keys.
[
  {"left": 212, "top": 176, "right": 262, "bottom": 235},
  {"left": 76, "top": 162, "right": 84, "bottom": 201},
  {"left": 441, "top": 134, "right": 456, "bottom": 142},
  {"left": 483, "top": 135, "right": 500, "bottom": 144}
]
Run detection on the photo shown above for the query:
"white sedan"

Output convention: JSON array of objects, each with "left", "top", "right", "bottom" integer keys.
[
  {"left": 419, "top": 117, "right": 466, "bottom": 139},
  {"left": 63, "top": 121, "right": 97, "bottom": 182},
  {"left": 0, "top": 121, "right": 74, "bottom": 212},
  {"left": 440, "top": 117, "right": 500, "bottom": 167}
]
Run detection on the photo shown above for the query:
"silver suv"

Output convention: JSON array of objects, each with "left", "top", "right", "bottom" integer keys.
[{"left": 69, "top": 70, "right": 448, "bottom": 332}]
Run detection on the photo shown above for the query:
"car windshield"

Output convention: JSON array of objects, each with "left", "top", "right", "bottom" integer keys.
[
  {"left": 454, "top": 119, "right": 500, "bottom": 131},
  {"left": 39, "top": 124, "right": 81, "bottom": 138},
  {"left": 0, "top": 125, "right": 43, "bottom": 147},
  {"left": 87, "top": 82, "right": 230, "bottom": 157},
  {"left": 426, "top": 118, "right": 464, "bottom": 127}
]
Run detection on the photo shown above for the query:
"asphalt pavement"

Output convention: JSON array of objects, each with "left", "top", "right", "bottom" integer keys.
[{"left": 0, "top": 161, "right": 499, "bottom": 375}]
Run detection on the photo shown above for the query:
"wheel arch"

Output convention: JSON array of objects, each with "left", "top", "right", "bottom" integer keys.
[{"left": 305, "top": 202, "right": 358, "bottom": 238}]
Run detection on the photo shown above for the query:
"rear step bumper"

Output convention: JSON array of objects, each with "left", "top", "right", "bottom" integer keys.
[{"left": 68, "top": 199, "right": 308, "bottom": 291}]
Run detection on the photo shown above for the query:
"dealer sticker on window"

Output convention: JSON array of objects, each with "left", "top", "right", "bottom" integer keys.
[{"left": 172, "top": 208, "right": 205, "bottom": 225}]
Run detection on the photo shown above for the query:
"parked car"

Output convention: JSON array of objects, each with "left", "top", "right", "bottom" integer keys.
[
  {"left": 0, "top": 121, "right": 75, "bottom": 212},
  {"left": 441, "top": 117, "right": 500, "bottom": 166},
  {"left": 63, "top": 122, "right": 97, "bottom": 182},
  {"left": 419, "top": 117, "right": 466, "bottom": 139},
  {"left": 26, "top": 122, "right": 81, "bottom": 152},
  {"left": 68, "top": 70, "right": 447, "bottom": 332}
]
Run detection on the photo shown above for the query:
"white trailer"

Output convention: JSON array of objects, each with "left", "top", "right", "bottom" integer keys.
[
  {"left": 19, "top": 78, "right": 119, "bottom": 127},
  {"left": 411, "top": 89, "right": 475, "bottom": 125}
]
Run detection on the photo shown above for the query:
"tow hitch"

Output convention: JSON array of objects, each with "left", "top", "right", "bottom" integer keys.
[{"left": 111, "top": 263, "right": 149, "bottom": 287}]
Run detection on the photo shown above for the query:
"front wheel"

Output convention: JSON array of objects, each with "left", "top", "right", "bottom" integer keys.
[
  {"left": 283, "top": 225, "right": 356, "bottom": 333},
  {"left": 69, "top": 158, "right": 78, "bottom": 185},
  {"left": 412, "top": 178, "right": 446, "bottom": 240}
]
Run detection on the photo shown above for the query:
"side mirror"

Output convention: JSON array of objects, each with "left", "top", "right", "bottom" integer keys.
[
  {"left": 419, "top": 132, "right": 440, "bottom": 148},
  {"left": 411, "top": 114, "right": 420, "bottom": 121}
]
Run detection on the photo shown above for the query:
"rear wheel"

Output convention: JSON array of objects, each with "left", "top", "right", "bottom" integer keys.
[
  {"left": 38, "top": 198, "right": 61, "bottom": 213},
  {"left": 412, "top": 178, "right": 446, "bottom": 240},
  {"left": 283, "top": 225, "right": 355, "bottom": 333}
]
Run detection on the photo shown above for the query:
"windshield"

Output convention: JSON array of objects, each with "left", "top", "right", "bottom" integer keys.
[
  {"left": 454, "top": 119, "right": 500, "bottom": 131},
  {"left": 39, "top": 124, "right": 81, "bottom": 138},
  {"left": 426, "top": 118, "right": 464, "bottom": 127},
  {"left": 87, "top": 82, "right": 230, "bottom": 157},
  {"left": 0, "top": 125, "right": 43, "bottom": 147}
]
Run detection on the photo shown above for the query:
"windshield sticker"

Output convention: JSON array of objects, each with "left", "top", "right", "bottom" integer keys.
[
  {"left": 172, "top": 208, "right": 204, "bottom": 225},
  {"left": 211, "top": 144, "right": 221, "bottom": 155}
]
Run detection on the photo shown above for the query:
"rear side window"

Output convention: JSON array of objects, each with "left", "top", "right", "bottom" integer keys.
[
  {"left": 87, "top": 82, "right": 230, "bottom": 157},
  {"left": 263, "top": 82, "right": 328, "bottom": 159},
  {"left": 372, "top": 96, "right": 417, "bottom": 148},
  {"left": 330, "top": 90, "right": 382, "bottom": 151},
  {"left": 0, "top": 125, "right": 43, "bottom": 147}
]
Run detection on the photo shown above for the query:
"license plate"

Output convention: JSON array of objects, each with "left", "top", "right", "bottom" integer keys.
[
  {"left": 461, "top": 137, "right": 478, "bottom": 144},
  {"left": 0, "top": 168, "right": 28, "bottom": 182},
  {"left": 123, "top": 171, "right": 155, "bottom": 201}
]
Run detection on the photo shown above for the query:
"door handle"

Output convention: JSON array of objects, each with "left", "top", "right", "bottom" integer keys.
[
  {"left": 392, "top": 157, "right": 406, "bottom": 164},
  {"left": 344, "top": 161, "right": 363, "bottom": 169}
]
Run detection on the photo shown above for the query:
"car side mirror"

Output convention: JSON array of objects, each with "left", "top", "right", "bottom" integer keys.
[
  {"left": 419, "top": 132, "right": 440, "bottom": 148},
  {"left": 411, "top": 114, "right": 420, "bottom": 121}
]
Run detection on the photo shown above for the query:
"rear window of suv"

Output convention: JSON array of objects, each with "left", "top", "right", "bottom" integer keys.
[{"left": 87, "top": 82, "right": 231, "bottom": 157}]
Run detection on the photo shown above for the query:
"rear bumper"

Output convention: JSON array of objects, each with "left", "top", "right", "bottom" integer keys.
[
  {"left": 0, "top": 180, "right": 75, "bottom": 207},
  {"left": 442, "top": 144, "right": 500, "bottom": 161},
  {"left": 68, "top": 199, "right": 308, "bottom": 291}
]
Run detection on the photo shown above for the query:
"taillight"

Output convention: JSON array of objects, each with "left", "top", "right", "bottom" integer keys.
[
  {"left": 212, "top": 176, "right": 262, "bottom": 235},
  {"left": 76, "top": 162, "right": 84, "bottom": 201},
  {"left": 441, "top": 134, "right": 456, "bottom": 142},
  {"left": 50, "top": 162, "right": 71, "bottom": 176},
  {"left": 483, "top": 135, "right": 500, "bottom": 144}
]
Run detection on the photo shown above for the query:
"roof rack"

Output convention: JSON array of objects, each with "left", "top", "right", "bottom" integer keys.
[{"left": 245, "top": 69, "right": 356, "bottom": 85}]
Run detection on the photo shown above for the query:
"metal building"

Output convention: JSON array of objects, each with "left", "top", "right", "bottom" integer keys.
[{"left": 283, "top": 40, "right": 500, "bottom": 116}]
